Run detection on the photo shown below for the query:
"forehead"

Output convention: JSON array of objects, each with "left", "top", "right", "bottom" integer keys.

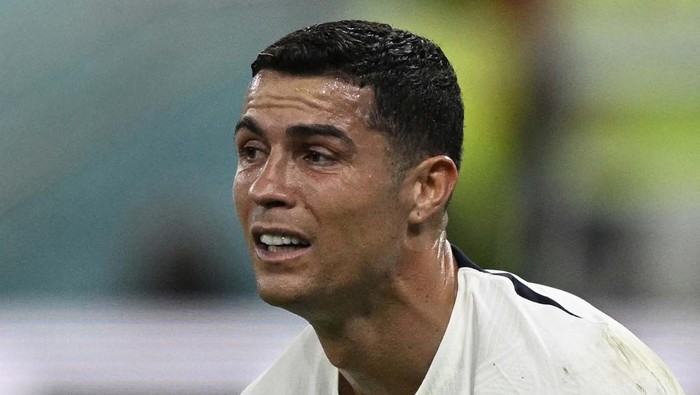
[{"left": 242, "top": 70, "right": 375, "bottom": 128}]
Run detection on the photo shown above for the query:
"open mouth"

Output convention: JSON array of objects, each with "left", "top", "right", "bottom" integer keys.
[{"left": 257, "top": 233, "right": 311, "bottom": 253}]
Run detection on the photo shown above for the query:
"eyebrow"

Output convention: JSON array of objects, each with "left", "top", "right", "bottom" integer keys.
[
  {"left": 235, "top": 116, "right": 356, "bottom": 149},
  {"left": 286, "top": 124, "right": 355, "bottom": 148},
  {"left": 234, "top": 116, "right": 263, "bottom": 137}
]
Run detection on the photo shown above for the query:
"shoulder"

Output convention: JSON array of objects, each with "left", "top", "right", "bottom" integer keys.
[
  {"left": 241, "top": 325, "right": 337, "bottom": 395},
  {"left": 451, "top": 244, "right": 603, "bottom": 321},
  {"left": 450, "top": 250, "right": 684, "bottom": 393},
  {"left": 462, "top": 267, "right": 609, "bottom": 321}
]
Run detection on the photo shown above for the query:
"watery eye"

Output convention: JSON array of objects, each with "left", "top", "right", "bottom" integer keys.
[{"left": 238, "top": 144, "right": 266, "bottom": 162}]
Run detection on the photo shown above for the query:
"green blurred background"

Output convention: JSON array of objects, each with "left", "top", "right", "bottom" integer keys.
[
  {"left": 2, "top": 0, "right": 697, "bottom": 300},
  {"left": 1, "top": 0, "right": 698, "bottom": 392}
]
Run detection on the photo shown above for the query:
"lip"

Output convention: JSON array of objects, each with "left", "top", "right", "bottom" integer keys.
[
  {"left": 254, "top": 243, "right": 311, "bottom": 263},
  {"left": 250, "top": 224, "right": 312, "bottom": 264}
]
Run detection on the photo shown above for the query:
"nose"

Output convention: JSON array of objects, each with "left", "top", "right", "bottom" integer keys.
[{"left": 248, "top": 153, "right": 296, "bottom": 209}]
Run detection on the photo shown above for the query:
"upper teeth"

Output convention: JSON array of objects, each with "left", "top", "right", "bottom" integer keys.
[{"left": 260, "top": 234, "right": 305, "bottom": 246}]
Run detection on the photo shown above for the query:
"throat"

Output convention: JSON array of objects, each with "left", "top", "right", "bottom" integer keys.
[{"left": 311, "top": 312, "right": 434, "bottom": 393}]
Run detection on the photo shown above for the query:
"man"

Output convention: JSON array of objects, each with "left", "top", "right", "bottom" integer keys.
[{"left": 233, "top": 20, "right": 684, "bottom": 394}]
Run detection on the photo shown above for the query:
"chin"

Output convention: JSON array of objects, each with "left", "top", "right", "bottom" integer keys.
[
  {"left": 257, "top": 288, "right": 295, "bottom": 308},
  {"left": 256, "top": 278, "right": 332, "bottom": 320},
  {"left": 256, "top": 276, "right": 307, "bottom": 308}
]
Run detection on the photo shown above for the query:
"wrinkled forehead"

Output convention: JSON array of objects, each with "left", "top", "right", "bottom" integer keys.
[
  {"left": 247, "top": 69, "right": 366, "bottom": 96},
  {"left": 243, "top": 70, "right": 375, "bottom": 122}
]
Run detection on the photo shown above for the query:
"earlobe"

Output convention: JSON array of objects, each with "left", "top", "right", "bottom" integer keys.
[{"left": 408, "top": 156, "right": 458, "bottom": 225}]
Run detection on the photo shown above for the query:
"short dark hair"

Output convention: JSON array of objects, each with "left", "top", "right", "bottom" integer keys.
[{"left": 251, "top": 20, "right": 464, "bottom": 173}]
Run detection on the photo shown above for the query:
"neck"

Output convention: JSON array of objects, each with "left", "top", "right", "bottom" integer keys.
[{"left": 310, "top": 239, "right": 458, "bottom": 395}]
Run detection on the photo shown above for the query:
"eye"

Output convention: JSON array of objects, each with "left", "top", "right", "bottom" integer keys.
[
  {"left": 304, "top": 148, "right": 336, "bottom": 165},
  {"left": 242, "top": 146, "right": 259, "bottom": 159},
  {"left": 238, "top": 142, "right": 267, "bottom": 163}
]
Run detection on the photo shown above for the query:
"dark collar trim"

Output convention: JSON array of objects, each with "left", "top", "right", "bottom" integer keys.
[{"left": 451, "top": 244, "right": 580, "bottom": 318}]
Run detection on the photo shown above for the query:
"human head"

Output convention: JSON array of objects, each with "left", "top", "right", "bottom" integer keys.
[
  {"left": 250, "top": 20, "right": 464, "bottom": 176},
  {"left": 234, "top": 22, "right": 462, "bottom": 314}
]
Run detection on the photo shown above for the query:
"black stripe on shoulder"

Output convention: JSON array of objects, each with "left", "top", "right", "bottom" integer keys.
[{"left": 451, "top": 244, "right": 580, "bottom": 318}]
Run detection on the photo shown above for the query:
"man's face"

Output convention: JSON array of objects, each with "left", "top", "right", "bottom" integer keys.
[{"left": 233, "top": 70, "right": 412, "bottom": 314}]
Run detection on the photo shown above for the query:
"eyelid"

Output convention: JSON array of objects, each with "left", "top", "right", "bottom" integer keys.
[
  {"left": 306, "top": 144, "right": 335, "bottom": 156},
  {"left": 301, "top": 145, "right": 342, "bottom": 166},
  {"left": 236, "top": 138, "right": 269, "bottom": 163},
  {"left": 242, "top": 138, "right": 265, "bottom": 147},
  {"left": 236, "top": 133, "right": 266, "bottom": 150}
]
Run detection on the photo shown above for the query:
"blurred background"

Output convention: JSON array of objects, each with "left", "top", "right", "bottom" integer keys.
[{"left": 1, "top": 0, "right": 698, "bottom": 393}]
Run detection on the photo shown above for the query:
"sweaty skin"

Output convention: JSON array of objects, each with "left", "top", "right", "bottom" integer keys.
[{"left": 233, "top": 70, "right": 459, "bottom": 395}]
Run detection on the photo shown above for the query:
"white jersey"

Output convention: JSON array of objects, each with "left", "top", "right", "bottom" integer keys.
[{"left": 243, "top": 246, "right": 685, "bottom": 394}]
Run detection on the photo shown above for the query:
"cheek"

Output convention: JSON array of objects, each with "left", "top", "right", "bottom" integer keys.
[
  {"left": 323, "top": 187, "right": 402, "bottom": 243},
  {"left": 232, "top": 173, "right": 250, "bottom": 215}
]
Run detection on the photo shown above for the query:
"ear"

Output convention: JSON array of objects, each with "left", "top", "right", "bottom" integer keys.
[{"left": 407, "top": 155, "right": 458, "bottom": 225}]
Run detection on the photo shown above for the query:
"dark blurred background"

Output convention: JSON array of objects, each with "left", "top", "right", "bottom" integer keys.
[{"left": 1, "top": 0, "right": 698, "bottom": 393}]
